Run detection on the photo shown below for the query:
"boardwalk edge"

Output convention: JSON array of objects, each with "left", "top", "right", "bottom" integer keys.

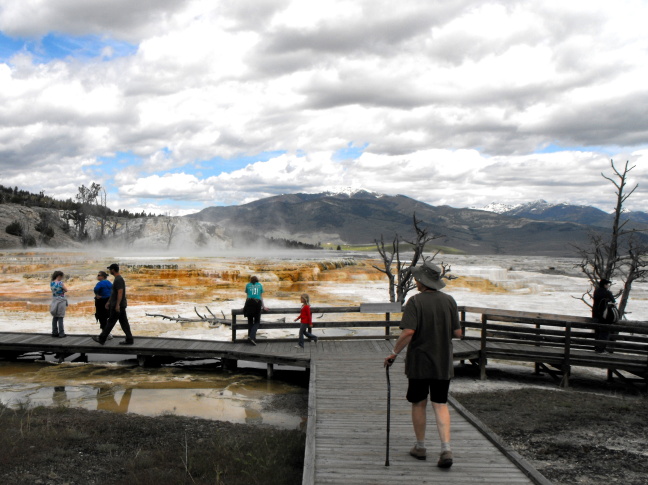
[
  {"left": 449, "top": 395, "right": 553, "bottom": 485},
  {"left": 302, "top": 362, "right": 317, "bottom": 485}
]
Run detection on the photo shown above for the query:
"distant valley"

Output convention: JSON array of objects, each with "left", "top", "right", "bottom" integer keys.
[
  {"left": 187, "top": 191, "right": 648, "bottom": 256},
  {"left": 3, "top": 188, "right": 646, "bottom": 256}
]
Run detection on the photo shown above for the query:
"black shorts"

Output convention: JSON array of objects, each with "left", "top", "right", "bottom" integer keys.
[{"left": 406, "top": 378, "right": 451, "bottom": 404}]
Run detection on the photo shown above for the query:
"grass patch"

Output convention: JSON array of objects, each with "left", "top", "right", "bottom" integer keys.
[{"left": 0, "top": 402, "right": 304, "bottom": 485}]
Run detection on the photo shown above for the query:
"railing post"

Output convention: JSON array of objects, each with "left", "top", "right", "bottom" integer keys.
[
  {"left": 232, "top": 311, "right": 237, "bottom": 342},
  {"left": 560, "top": 322, "right": 572, "bottom": 388},
  {"left": 479, "top": 314, "right": 488, "bottom": 380},
  {"left": 385, "top": 312, "right": 390, "bottom": 339},
  {"left": 460, "top": 309, "right": 466, "bottom": 364},
  {"left": 534, "top": 323, "right": 541, "bottom": 375}
]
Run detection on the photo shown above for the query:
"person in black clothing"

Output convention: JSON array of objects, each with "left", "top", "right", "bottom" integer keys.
[
  {"left": 592, "top": 279, "right": 614, "bottom": 353},
  {"left": 92, "top": 263, "right": 134, "bottom": 346},
  {"left": 243, "top": 275, "right": 265, "bottom": 345},
  {"left": 93, "top": 270, "right": 112, "bottom": 335}
]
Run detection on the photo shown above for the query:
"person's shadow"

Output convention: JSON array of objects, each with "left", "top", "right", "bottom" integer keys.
[{"left": 96, "top": 387, "right": 133, "bottom": 413}]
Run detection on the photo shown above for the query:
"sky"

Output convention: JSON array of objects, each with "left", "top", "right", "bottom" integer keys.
[{"left": 0, "top": 0, "right": 647, "bottom": 216}]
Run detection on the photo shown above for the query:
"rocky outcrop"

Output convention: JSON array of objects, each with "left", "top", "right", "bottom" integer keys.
[
  {"left": 0, "top": 204, "right": 230, "bottom": 251},
  {"left": 0, "top": 204, "right": 79, "bottom": 249}
]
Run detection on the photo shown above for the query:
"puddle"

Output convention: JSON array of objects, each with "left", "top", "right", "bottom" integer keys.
[{"left": 0, "top": 360, "right": 308, "bottom": 430}]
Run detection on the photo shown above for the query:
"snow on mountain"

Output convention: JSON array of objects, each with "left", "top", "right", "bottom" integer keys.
[
  {"left": 474, "top": 202, "right": 521, "bottom": 214},
  {"left": 325, "top": 187, "right": 379, "bottom": 198}
]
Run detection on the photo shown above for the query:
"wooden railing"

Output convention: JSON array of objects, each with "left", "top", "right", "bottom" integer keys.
[
  {"left": 459, "top": 306, "right": 648, "bottom": 388},
  {"left": 231, "top": 303, "right": 402, "bottom": 342}
]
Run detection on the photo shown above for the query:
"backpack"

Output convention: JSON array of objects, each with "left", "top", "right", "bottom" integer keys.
[{"left": 601, "top": 300, "right": 620, "bottom": 323}]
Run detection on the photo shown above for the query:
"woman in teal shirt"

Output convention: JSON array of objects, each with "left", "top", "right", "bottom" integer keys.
[{"left": 243, "top": 276, "right": 265, "bottom": 345}]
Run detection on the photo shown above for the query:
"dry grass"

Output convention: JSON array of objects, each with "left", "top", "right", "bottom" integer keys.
[{"left": 0, "top": 402, "right": 304, "bottom": 485}]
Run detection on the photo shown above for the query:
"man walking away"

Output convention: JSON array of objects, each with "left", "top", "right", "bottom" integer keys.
[
  {"left": 92, "top": 263, "right": 134, "bottom": 346},
  {"left": 384, "top": 261, "right": 462, "bottom": 468}
]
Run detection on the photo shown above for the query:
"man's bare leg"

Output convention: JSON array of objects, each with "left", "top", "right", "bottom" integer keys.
[
  {"left": 431, "top": 402, "right": 451, "bottom": 443},
  {"left": 412, "top": 399, "right": 427, "bottom": 442},
  {"left": 432, "top": 401, "right": 454, "bottom": 467}
]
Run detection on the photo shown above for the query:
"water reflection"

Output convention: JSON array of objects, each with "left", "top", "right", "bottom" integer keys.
[
  {"left": 97, "top": 387, "right": 132, "bottom": 413},
  {"left": 0, "top": 361, "right": 307, "bottom": 430},
  {"left": 53, "top": 385, "right": 68, "bottom": 406}
]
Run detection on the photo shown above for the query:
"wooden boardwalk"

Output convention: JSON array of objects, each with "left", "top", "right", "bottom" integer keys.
[
  {"left": 305, "top": 352, "right": 539, "bottom": 485},
  {"left": 0, "top": 333, "right": 547, "bottom": 484}
]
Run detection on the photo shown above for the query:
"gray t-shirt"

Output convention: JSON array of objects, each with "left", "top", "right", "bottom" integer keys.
[
  {"left": 109, "top": 274, "right": 127, "bottom": 309},
  {"left": 399, "top": 290, "right": 460, "bottom": 380}
]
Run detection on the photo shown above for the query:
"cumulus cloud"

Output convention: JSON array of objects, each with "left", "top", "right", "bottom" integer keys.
[
  {"left": 116, "top": 149, "right": 648, "bottom": 213},
  {"left": 0, "top": 0, "right": 647, "bottom": 213}
]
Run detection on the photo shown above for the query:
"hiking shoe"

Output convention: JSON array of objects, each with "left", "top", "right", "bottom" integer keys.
[
  {"left": 91, "top": 336, "right": 105, "bottom": 345},
  {"left": 107, "top": 334, "right": 114, "bottom": 340},
  {"left": 51, "top": 334, "right": 59, "bottom": 338},
  {"left": 409, "top": 445, "right": 427, "bottom": 460},
  {"left": 247, "top": 337, "right": 257, "bottom": 346},
  {"left": 119, "top": 340, "right": 134, "bottom": 345},
  {"left": 294, "top": 345, "right": 304, "bottom": 349},
  {"left": 437, "top": 450, "right": 453, "bottom": 468},
  {"left": 58, "top": 334, "right": 67, "bottom": 338}
]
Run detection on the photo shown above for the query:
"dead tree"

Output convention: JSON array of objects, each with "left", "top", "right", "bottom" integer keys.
[
  {"left": 574, "top": 160, "right": 648, "bottom": 316},
  {"left": 373, "top": 214, "right": 453, "bottom": 303},
  {"left": 75, "top": 183, "right": 101, "bottom": 238},
  {"left": 165, "top": 214, "right": 177, "bottom": 249},
  {"left": 107, "top": 216, "right": 119, "bottom": 237},
  {"left": 96, "top": 186, "right": 108, "bottom": 240},
  {"left": 616, "top": 237, "right": 648, "bottom": 316}
]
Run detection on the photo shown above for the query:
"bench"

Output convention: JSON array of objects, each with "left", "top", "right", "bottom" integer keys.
[{"left": 460, "top": 306, "right": 648, "bottom": 390}]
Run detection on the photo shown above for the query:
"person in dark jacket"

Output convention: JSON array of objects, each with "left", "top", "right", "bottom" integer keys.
[
  {"left": 92, "top": 263, "right": 134, "bottom": 346},
  {"left": 94, "top": 270, "right": 112, "bottom": 336},
  {"left": 592, "top": 279, "right": 615, "bottom": 353}
]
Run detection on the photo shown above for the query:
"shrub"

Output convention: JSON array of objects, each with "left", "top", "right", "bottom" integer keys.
[{"left": 6, "top": 220, "right": 22, "bottom": 236}]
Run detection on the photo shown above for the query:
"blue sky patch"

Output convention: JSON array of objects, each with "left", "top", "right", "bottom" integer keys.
[
  {"left": 0, "top": 31, "right": 137, "bottom": 63},
  {"left": 197, "top": 150, "right": 287, "bottom": 176},
  {"left": 333, "top": 142, "right": 368, "bottom": 161},
  {"left": 534, "top": 143, "right": 617, "bottom": 156}
]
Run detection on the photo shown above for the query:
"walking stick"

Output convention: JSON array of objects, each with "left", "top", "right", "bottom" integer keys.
[{"left": 385, "top": 359, "right": 393, "bottom": 466}]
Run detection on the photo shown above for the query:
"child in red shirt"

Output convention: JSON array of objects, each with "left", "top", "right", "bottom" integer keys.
[{"left": 294, "top": 293, "right": 318, "bottom": 348}]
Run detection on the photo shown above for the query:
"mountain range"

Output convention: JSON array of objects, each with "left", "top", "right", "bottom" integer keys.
[
  {"left": 478, "top": 199, "right": 648, "bottom": 228},
  {"left": 187, "top": 190, "right": 648, "bottom": 256}
]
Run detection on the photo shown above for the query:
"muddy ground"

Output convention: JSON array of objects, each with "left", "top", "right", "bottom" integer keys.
[{"left": 455, "top": 365, "right": 648, "bottom": 485}]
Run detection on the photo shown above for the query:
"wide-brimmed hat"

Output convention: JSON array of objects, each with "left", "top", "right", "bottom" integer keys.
[{"left": 411, "top": 262, "right": 446, "bottom": 290}]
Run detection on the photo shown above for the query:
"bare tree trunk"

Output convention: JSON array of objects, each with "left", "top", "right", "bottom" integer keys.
[
  {"left": 374, "top": 214, "right": 447, "bottom": 303},
  {"left": 165, "top": 215, "right": 177, "bottom": 249},
  {"left": 98, "top": 187, "right": 108, "bottom": 240},
  {"left": 574, "top": 160, "right": 646, "bottom": 317}
]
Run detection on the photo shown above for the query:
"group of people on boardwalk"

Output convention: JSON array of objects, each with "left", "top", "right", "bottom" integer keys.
[
  {"left": 242, "top": 275, "right": 318, "bottom": 348},
  {"left": 48, "top": 263, "right": 134, "bottom": 345},
  {"left": 46, "top": 260, "right": 622, "bottom": 473}
]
